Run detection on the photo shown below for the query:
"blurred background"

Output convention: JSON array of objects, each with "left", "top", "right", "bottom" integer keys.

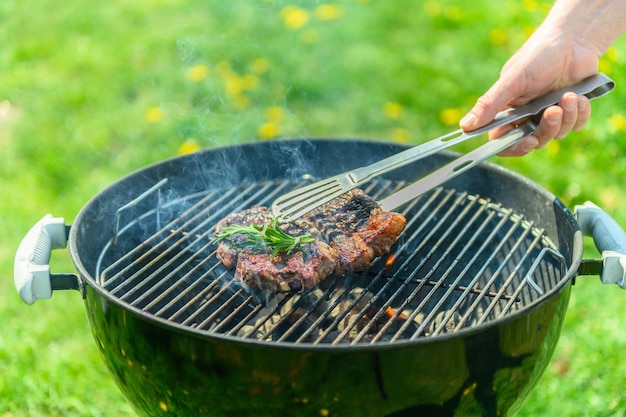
[{"left": 2, "top": 0, "right": 626, "bottom": 415}]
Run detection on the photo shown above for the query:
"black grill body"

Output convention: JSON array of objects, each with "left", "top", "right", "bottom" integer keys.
[{"left": 69, "top": 139, "right": 582, "bottom": 417}]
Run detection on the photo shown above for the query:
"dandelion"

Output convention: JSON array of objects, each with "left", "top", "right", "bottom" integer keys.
[
  {"left": 547, "top": 139, "right": 560, "bottom": 157},
  {"left": 241, "top": 74, "right": 259, "bottom": 91},
  {"left": 391, "top": 128, "right": 410, "bottom": 143},
  {"left": 232, "top": 95, "right": 251, "bottom": 110},
  {"left": 606, "top": 46, "right": 620, "bottom": 63},
  {"left": 187, "top": 64, "right": 210, "bottom": 82},
  {"left": 521, "top": 0, "right": 538, "bottom": 12},
  {"left": 609, "top": 114, "right": 626, "bottom": 132},
  {"left": 423, "top": 1, "right": 441, "bottom": 17},
  {"left": 258, "top": 122, "right": 280, "bottom": 139},
  {"left": 600, "top": 187, "right": 621, "bottom": 211},
  {"left": 145, "top": 107, "right": 164, "bottom": 124},
  {"left": 250, "top": 58, "right": 270, "bottom": 75},
  {"left": 314, "top": 5, "right": 343, "bottom": 21},
  {"left": 266, "top": 106, "right": 286, "bottom": 122},
  {"left": 489, "top": 28, "right": 507, "bottom": 46},
  {"left": 443, "top": 6, "right": 462, "bottom": 22},
  {"left": 383, "top": 102, "right": 404, "bottom": 119},
  {"left": 598, "top": 58, "right": 612, "bottom": 75},
  {"left": 178, "top": 139, "right": 202, "bottom": 155},
  {"left": 280, "top": 6, "right": 310, "bottom": 29},
  {"left": 440, "top": 108, "right": 463, "bottom": 125}
]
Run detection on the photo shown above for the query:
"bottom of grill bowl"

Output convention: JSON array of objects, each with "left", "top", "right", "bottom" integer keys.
[{"left": 68, "top": 138, "right": 583, "bottom": 417}]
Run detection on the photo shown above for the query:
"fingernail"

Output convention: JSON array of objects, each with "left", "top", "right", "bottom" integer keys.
[
  {"left": 522, "top": 137, "right": 539, "bottom": 153},
  {"left": 548, "top": 112, "right": 562, "bottom": 123},
  {"left": 460, "top": 113, "right": 476, "bottom": 128},
  {"left": 564, "top": 98, "right": 576, "bottom": 111}
]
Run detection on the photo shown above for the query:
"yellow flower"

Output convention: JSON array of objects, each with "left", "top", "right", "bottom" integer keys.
[
  {"left": 266, "top": 106, "right": 285, "bottom": 122},
  {"left": 258, "top": 122, "right": 280, "bottom": 139},
  {"left": 280, "top": 6, "right": 310, "bottom": 29},
  {"left": 383, "top": 102, "right": 404, "bottom": 119},
  {"left": 599, "top": 58, "right": 613, "bottom": 74},
  {"left": 314, "top": 5, "right": 343, "bottom": 21},
  {"left": 547, "top": 139, "right": 560, "bottom": 156},
  {"left": 145, "top": 107, "right": 164, "bottom": 124},
  {"left": 241, "top": 74, "right": 259, "bottom": 91},
  {"left": 187, "top": 64, "right": 210, "bottom": 82},
  {"left": 600, "top": 187, "right": 621, "bottom": 211},
  {"left": 489, "top": 28, "right": 507, "bottom": 46},
  {"left": 250, "top": 58, "right": 270, "bottom": 75},
  {"left": 232, "top": 94, "right": 251, "bottom": 110},
  {"left": 609, "top": 114, "right": 626, "bottom": 132},
  {"left": 178, "top": 139, "right": 202, "bottom": 155},
  {"left": 521, "top": 0, "right": 538, "bottom": 12},
  {"left": 443, "top": 6, "right": 462, "bottom": 22},
  {"left": 440, "top": 108, "right": 463, "bottom": 125},
  {"left": 606, "top": 46, "right": 620, "bottom": 63},
  {"left": 423, "top": 1, "right": 441, "bottom": 17},
  {"left": 391, "top": 128, "right": 410, "bottom": 143}
]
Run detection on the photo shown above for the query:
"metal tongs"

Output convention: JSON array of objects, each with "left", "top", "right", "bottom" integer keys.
[{"left": 272, "top": 73, "right": 615, "bottom": 221}]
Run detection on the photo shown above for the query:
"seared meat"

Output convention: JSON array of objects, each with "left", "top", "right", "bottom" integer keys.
[
  {"left": 214, "top": 190, "right": 406, "bottom": 293},
  {"left": 215, "top": 206, "right": 337, "bottom": 293},
  {"left": 304, "top": 189, "right": 407, "bottom": 271}
]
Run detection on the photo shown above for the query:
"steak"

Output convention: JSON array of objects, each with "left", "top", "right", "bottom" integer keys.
[{"left": 214, "top": 189, "right": 406, "bottom": 293}]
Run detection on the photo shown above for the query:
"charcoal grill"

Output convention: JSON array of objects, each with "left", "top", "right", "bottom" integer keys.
[
  {"left": 14, "top": 139, "right": 626, "bottom": 417},
  {"left": 97, "top": 177, "right": 563, "bottom": 345}
]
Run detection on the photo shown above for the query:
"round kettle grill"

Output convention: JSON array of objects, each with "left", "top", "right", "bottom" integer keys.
[{"left": 14, "top": 139, "right": 626, "bottom": 417}]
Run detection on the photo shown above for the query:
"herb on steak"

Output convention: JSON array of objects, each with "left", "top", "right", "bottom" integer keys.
[{"left": 213, "top": 218, "right": 315, "bottom": 257}]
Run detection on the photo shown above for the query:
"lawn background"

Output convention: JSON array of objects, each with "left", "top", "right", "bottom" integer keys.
[{"left": 2, "top": 0, "right": 626, "bottom": 416}]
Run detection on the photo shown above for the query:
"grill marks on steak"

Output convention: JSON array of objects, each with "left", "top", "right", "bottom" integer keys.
[
  {"left": 305, "top": 190, "right": 407, "bottom": 271},
  {"left": 214, "top": 189, "right": 406, "bottom": 293}
]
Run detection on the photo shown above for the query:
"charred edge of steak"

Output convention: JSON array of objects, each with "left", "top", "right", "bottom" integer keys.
[
  {"left": 304, "top": 189, "right": 407, "bottom": 271},
  {"left": 214, "top": 190, "right": 407, "bottom": 293}
]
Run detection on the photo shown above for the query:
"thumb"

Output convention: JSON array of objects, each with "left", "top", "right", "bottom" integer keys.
[{"left": 460, "top": 81, "right": 518, "bottom": 132}]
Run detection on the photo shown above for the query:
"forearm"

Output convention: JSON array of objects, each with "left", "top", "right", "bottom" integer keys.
[{"left": 541, "top": 0, "right": 626, "bottom": 57}]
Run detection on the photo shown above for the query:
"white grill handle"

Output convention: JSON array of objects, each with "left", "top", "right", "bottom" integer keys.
[
  {"left": 575, "top": 201, "right": 626, "bottom": 288},
  {"left": 14, "top": 215, "right": 68, "bottom": 304}
]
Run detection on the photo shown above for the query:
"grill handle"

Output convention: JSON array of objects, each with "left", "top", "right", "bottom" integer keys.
[
  {"left": 14, "top": 215, "right": 81, "bottom": 304},
  {"left": 575, "top": 201, "right": 626, "bottom": 288}
]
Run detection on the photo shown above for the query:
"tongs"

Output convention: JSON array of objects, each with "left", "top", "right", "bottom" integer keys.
[{"left": 272, "top": 73, "right": 615, "bottom": 221}]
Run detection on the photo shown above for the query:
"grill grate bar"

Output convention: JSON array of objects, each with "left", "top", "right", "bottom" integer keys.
[
  {"left": 261, "top": 180, "right": 406, "bottom": 344},
  {"left": 426, "top": 213, "right": 521, "bottom": 337},
  {"left": 452, "top": 218, "right": 536, "bottom": 330},
  {"left": 369, "top": 193, "right": 495, "bottom": 343},
  {"left": 101, "top": 190, "right": 226, "bottom": 287},
  {"left": 346, "top": 189, "right": 481, "bottom": 344},
  {"left": 473, "top": 228, "right": 544, "bottom": 326},
  {"left": 97, "top": 176, "right": 565, "bottom": 345}
]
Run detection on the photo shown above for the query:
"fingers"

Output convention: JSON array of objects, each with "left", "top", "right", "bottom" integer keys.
[
  {"left": 555, "top": 92, "right": 591, "bottom": 139},
  {"left": 488, "top": 93, "right": 592, "bottom": 157},
  {"left": 460, "top": 80, "right": 521, "bottom": 132}
]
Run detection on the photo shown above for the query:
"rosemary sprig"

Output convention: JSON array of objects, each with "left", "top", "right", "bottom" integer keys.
[{"left": 213, "top": 218, "right": 315, "bottom": 257}]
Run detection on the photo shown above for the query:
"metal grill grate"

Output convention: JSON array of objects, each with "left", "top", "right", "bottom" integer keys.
[{"left": 96, "top": 178, "right": 566, "bottom": 345}]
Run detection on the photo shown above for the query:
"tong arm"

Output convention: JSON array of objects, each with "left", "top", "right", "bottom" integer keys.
[{"left": 348, "top": 73, "right": 615, "bottom": 185}]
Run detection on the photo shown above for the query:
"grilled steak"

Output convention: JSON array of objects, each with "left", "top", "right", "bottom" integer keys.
[
  {"left": 214, "top": 190, "right": 406, "bottom": 293},
  {"left": 214, "top": 206, "right": 337, "bottom": 293},
  {"left": 304, "top": 189, "right": 407, "bottom": 271}
]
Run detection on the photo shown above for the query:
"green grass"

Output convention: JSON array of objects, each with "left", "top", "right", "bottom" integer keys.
[{"left": 2, "top": 0, "right": 626, "bottom": 416}]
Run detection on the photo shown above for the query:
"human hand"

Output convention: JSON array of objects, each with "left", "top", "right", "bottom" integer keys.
[{"left": 459, "top": 19, "right": 599, "bottom": 156}]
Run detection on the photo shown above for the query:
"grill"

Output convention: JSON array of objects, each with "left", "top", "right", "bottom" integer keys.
[{"left": 96, "top": 177, "right": 566, "bottom": 345}]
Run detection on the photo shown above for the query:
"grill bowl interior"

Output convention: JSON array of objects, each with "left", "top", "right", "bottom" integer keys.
[
  {"left": 69, "top": 139, "right": 580, "bottom": 347},
  {"left": 66, "top": 139, "right": 583, "bottom": 417},
  {"left": 94, "top": 178, "right": 566, "bottom": 346}
]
